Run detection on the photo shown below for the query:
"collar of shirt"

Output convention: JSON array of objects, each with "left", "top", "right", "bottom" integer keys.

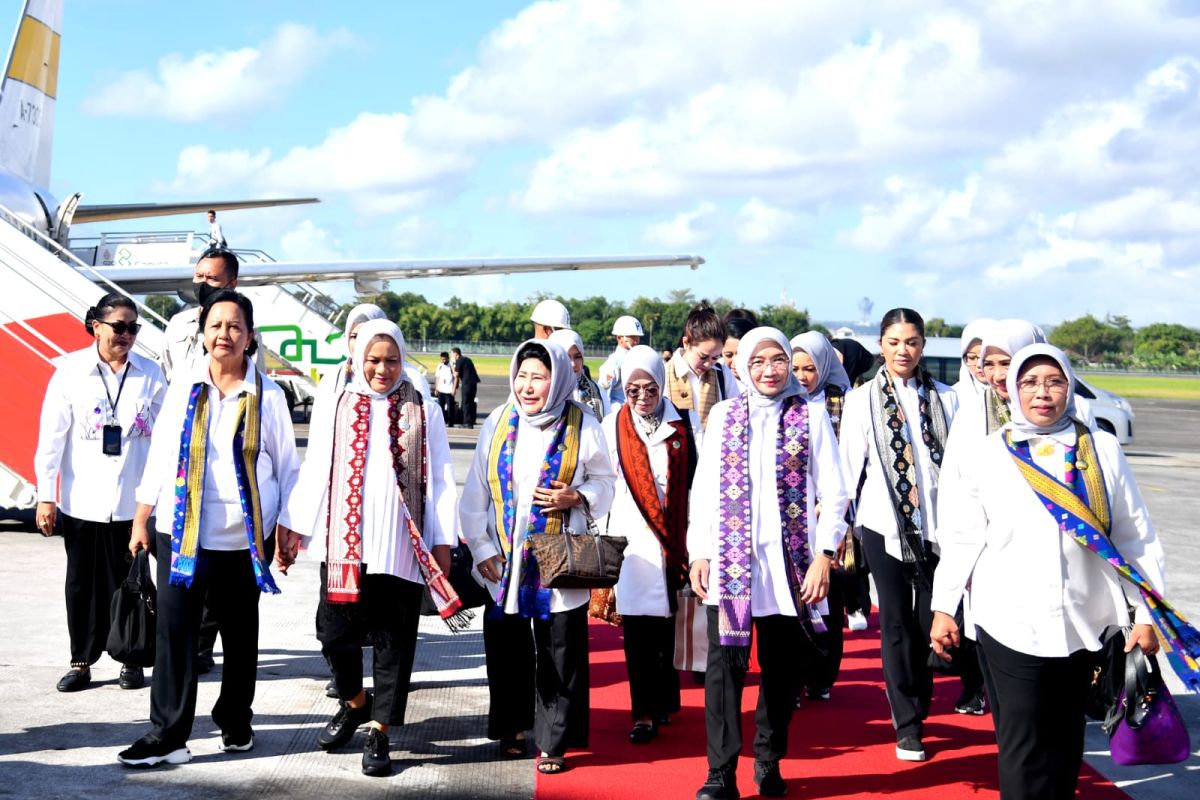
[
  {"left": 672, "top": 351, "right": 694, "bottom": 380},
  {"left": 1007, "top": 425, "right": 1078, "bottom": 446},
  {"left": 190, "top": 357, "right": 258, "bottom": 396}
]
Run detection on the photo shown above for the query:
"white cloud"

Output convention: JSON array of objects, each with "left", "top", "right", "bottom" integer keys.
[
  {"left": 278, "top": 220, "right": 346, "bottom": 262},
  {"left": 84, "top": 24, "right": 355, "bottom": 122},
  {"left": 736, "top": 198, "right": 800, "bottom": 245},
  {"left": 643, "top": 202, "right": 717, "bottom": 248}
]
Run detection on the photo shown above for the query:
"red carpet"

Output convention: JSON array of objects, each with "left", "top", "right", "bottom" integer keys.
[{"left": 535, "top": 615, "right": 1129, "bottom": 799}]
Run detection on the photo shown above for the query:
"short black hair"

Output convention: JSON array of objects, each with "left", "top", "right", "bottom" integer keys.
[
  {"left": 85, "top": 292, "right": 137, "bottom": 335},
  {"left": 198, "top": 246, "right": 240, "bottom": 281},
  {"left": 440, "top": 351, "right": 450, "bottom": 360},
  {"left": 878, "top": 307, "right": 925, "bottom": 340},
  {"left": 515, "top": 342, "right": 551, "bottom": 371},
  {"left": 198, "top": 288, "right": 257, "bottom": 356},
  {"left": 451, "top": 347, "right": 462, "bottom": 356},
  {"left": 207, "top": 209, "right": 216, "bottom": 216},
  {"left": 723, "top": 315, "right": 757, "bottom": 340}
]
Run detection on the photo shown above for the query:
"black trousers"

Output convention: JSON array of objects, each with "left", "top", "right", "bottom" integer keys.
[
  {"left": 704, "top": 607, "right": 802, "bottom": 770},
  {"left": 804, "top": 570, "right": 846, "bottom": 691},
  {"left": 461, "top": 383, "right": 478, "bottom": 427},
  {"left": 61, "top": 514, "right": 132, "bottom": 666},
  {"left": 838, "top": 558, "right": 873, "bottom": 617},
  {"left": 149, "top": 531, "right": 272, "bottom": 747},
  {"left": 977, "top": 627, "right": 1094, "bottom": 800},
  {"left": 437, "top": 392, "right": 457, "bottom": 426},
  {"left": 318, "top": 564, "right": 422, "bottom": 726},
  {"left": 483, "top": 604, "right": 589, "bottom": 756},
  {"left": 860, "top": 528, "right": 935, "bottom": 739},
  {"left": 622, "top": 614, "right": 681, "bottom": 721}
]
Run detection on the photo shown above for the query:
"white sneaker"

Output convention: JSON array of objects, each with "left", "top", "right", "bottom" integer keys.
[{"left": 847, "top": 610, "right": 868, "bottom": 632}]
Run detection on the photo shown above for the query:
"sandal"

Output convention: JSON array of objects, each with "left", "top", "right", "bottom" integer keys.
[
  {"left": 500, "top": 737, "right": 527, "bottom": 759},
  {"left": 537, "top": 754, "right": 567, "bottom": 774},
  {"left": 628, "top": 721, "right": 657, "bottom": 744}
]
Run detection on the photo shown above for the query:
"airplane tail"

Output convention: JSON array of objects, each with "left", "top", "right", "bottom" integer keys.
[{"left": 0, "top": 0, "right": 62, "bottom": 188}]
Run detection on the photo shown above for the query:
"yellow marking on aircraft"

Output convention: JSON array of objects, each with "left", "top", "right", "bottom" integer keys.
[{"left": 8, "top": 14, "right": 60, "bottom": 99}]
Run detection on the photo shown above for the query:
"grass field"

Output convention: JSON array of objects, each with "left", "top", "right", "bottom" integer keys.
[
  {"left": 412, "top": 352, "right": 604, "bottom": 378},
  {"left": 1083, "top": 374, "right": 1200, "bottom": 401}
]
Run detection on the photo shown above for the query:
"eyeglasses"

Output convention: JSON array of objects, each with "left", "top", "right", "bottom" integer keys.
[
  {"left": 95, "top": 319, "right": 142, "bottom": 336},
  {"left": 1017, "top": 377, "right": 1069, "bottom": 394},
  {"left": 624, "top": 384, "right": 660, "bottom": 399},
  {"left": 748, "top": 355, "right": 791, "bottom": 373}
]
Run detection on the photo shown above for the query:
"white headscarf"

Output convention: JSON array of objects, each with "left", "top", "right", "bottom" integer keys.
[
  {"left": 508, "top": 339, "right": 577, "bottom": 428},
  {"left": 958, "top": 317, "right": 996, "bottom": 387},
  {"left": 789, "top": 331, "right": 851, "bottom": 395},
  {"left": 349, "top": 318, "right": 410, "bottom": 397},
  {"left": 736, "top": 327, "right": 803, "bottom": 407},
  {"left": 343, "top": 303, "right": 388, "bottom": 356},
  {"left": 620, "top": 344, "right": 667, "bottom": 415},
  {"left": 1006, "top": 343, "right": 1079, "bottom": 437},
  {"left": 981, "top": 318, "right": 1046, "bottom": 360},
  {"left": 548, "top": 329, "right": 585, "bottom": 365}
]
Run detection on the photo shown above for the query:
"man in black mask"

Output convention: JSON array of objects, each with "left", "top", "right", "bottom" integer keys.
[{"left": 160, "top": 247, "right": 264, "bottom": 380}]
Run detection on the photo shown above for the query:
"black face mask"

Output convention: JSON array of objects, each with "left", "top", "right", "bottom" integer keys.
[{"left": 195, "top": 282, "right": 227, "bottom": 306}]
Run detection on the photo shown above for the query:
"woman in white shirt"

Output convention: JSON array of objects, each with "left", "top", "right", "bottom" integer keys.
[
  {"left": 549, "top": 328, "right": 609, "bottom": 422},
  {"left": 950, "top": 318, "right": 995, "bottom": 403},
  {"left": 930, "top": 344, "right": 1165, "bottom": 800},
  {"left": 35, "top": 293, "right": 166, "bottom": 693},
  {"left": 118, "top": 289, "right": 300, "bottom": 769},
  {"left": 688, "top": 327, "right": 849, "bottom": 800},
  {"left": 277, "top": 319, "right": 458, "bottom": 777},
  {"left": 602, "top": 345, "right": 695, "bottom": 744},
  {"left": 460, "top": 340, "right": 616, "bottom": 775},
  {"left": 838, "top": 308, "right": 958, "bottom": 763}
]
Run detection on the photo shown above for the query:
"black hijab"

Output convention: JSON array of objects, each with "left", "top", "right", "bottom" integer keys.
[{"left": 831, "top": 338, "right": 875, "bottom": 387}]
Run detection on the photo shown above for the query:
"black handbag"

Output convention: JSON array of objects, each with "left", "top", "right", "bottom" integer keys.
[
  {"left": 528, "top": 511, "right": 628, "bottom": 590},
  {"left": 1086, "top": 625, "right": 1130, "bottom": 722},
  {"left": 106, "top": 550, "right": 156, "bottom": 667},
  {"left": 420, "top": 542, "right": 492, "bottom": 616},
  {"left": 927, "top": 602, "right": 967, "bottom": 675}
]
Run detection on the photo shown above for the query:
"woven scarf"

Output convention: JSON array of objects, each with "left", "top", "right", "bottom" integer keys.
[
  {"left": 1005, "top": 424, "right": 1200, "bottom": 693},
  {"left": 823, "top": 385, "right": 845, "bottom": 439},
  {"left": 668, "top": 360, "right": 719, "bottom": 429},
  {"left": 984, "top": 387, "right": 1010, "bottom": 434},
  {"left": 577, "top": 373, "right": 605, "bottom": 422},
  {"left": 868, "top": 368, "right": 948, "bottom": 589},
  {"left": 170, "top": 370, "right": 278, "bottom": 594},
  {"left": 486, "top": 402, "right": 583, "bottom": 620},
  {"left": 717, "top": 395, "right": 813, "bottom": 666},
  {"left": 615, "top": 404, "right": 691, "bottom": 601}
]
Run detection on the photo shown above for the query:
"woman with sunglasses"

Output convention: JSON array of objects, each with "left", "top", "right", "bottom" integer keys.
[
  {"left": 35, "top": 292, "right": 167, "bottom": 693},
  {"left": 666, "top": 305, "right": 733, "bottom": 447}
]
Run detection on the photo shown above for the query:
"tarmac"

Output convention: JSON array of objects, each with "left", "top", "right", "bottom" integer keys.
[{"left": 0, "top": 395, "right": 1197, "bottom": 798}]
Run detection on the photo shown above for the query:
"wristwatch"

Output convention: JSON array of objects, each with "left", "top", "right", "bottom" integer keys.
[{"left": 821, "top": 549, "right": 836, "bottom": 560}]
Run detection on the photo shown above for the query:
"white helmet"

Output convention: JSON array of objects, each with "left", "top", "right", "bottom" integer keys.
[
  {"left": 530, "top": 299, "right": 571, "bottom": 329},
  {"left": 611, "top": 315, "right": 644, "bottom": 337}
]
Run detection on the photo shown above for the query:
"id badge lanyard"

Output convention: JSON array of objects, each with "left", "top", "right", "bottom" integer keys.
[{"left": 98, "top": 363, "right": 131, "bottom": 455}]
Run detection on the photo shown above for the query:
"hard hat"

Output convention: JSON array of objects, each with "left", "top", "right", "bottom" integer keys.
[
  {"left": 531, "top": 299, "right": 571, "bottom": 329},
  {"left": 611, "top": 315, "right": 644, "bottom": 336}
]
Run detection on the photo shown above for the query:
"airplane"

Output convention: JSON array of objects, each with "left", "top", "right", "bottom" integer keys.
[{"left": 0, "top": 0, "right": 703, "bottom": 510}]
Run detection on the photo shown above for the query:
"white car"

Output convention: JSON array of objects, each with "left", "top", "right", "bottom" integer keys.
[{"left": 841, "top": 336, "right": 1134, "bottom": 443}]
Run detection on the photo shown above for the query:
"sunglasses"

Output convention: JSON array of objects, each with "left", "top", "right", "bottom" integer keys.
[{"left": 95, "top": 319, "right": 142, "bottom": 336}]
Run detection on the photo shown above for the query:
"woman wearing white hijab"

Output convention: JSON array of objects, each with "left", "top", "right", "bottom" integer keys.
[
  {"left": 931, "top": 344, "right": 1166, "bottom": 800},
  {"left": 277, "top": 319, "right": 458, "bottom": 777},
  {"left": 549, "top": 328, "right": 609, "bottom": 421},
  {"left": 602, "top": 345, "right": 695, "bottom": 744},
  {"left": 460, "top": 339, "right": 617, "bottom": 774},
  {"left": 951, "top": 318, "right": 995, "bottom": 402},
  {"left": 688, "top": 327, "right": 849, "bottom": 799}
]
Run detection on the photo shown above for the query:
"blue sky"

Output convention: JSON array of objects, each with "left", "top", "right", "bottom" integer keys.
[{"left": 43, "top": 0, "right": 1200, "bottom": 326}]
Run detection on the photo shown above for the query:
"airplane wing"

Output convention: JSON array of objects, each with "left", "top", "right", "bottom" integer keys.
[
  {"left": 73, "top": 197, "right": 319, "bottom": 224},
  {"left": 92, "top": 254, "right": 704, "bottom": 294}
]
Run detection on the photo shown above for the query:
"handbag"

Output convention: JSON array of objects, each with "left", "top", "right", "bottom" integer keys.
[
  {"left": 106, "top": 550, "right": 156, "bottom": 668},
  {"left": 420, "top": 541, "right": 491, "bottom": 616},
  {"left": 1086, "top": 625, "right": 1129, "bottom": 721},
  {"left": 1107, "top": 645, "right": 1191, "bottom": 765},
  {"left": 673, "top": 588, "right": 709, "bottom": 672},
  {"left": 927, "top": 602, "right": 967, "bottom": 676},
  {"left": 528, "top": 509, "right": 628, "bottom": 590},
  {"left": 588, "top": 587, "right": 622, "bottom": 626}
]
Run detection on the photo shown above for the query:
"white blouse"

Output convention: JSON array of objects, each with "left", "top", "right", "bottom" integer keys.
[
  {"left": 35, "top": 347, "right": 167, "bottom": 522},
  {"left": 601, "top": 403, "right": 686, "bottom": 618},
  {"left": 838, "top": 377, "right": 958, "bottom": 559},
  {"left": 280, "top": 390, "right": 457, "bottom": 584},
  {"left": 687, "top": 397, "right": 849, "bottom": 617},
  {"left": 136, "top": 358, "right": 299, "bottom": 550},
  {"left": 931, "top": 427, "right": 1165, "bottom": 658},
  {"left": 459, "top": 402, "right": 617, "bottom": 614}
]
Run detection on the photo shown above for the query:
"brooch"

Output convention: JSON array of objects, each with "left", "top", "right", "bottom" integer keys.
[{"left": 671, "top": 441, "right": 681, "bottom": 449}]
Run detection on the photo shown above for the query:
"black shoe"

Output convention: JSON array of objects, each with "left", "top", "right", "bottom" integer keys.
[
  {"left": 196, "top": 655, "right": 215, "bottom": 675},
  {"left": 806, "top": 686, "right": 831, "bottom": 701},
  {"left": 324, "top": 680, "right": 338, "bottom": 699},
  {"left": 755, "top": 760, "right": 787, "bottom": 797},
  {"left": 629, "top": 721, "right": 657, "bottom": 744},
  {"left": 954, "top": 688, "right": 987, "bottom": 715},
  {"left": 362, "top": 728, "right": 391, "bottom": 777},
  {"left": 119, "top": 665, "right": 145, "bottom": 690},
  {"left": 118, "top": 735, "right": 192, "bottom": 767},
  {"left": 56, "top": 667, "right": 90, "bottom": 692},
  {"left": 896, "top": 735, "right": 927, "bottom": 762},
  {"left": 657, "top": 713, "right": 672, "bottom": 727},
  {"left": 696, "top": 766, "right": 739, "bottom": 800},
  {"left": 318, "top": 696, "right": 372, "bottom": 750},
  {"left": 220, "top": 728, "right": 254, "bottom": 752}
]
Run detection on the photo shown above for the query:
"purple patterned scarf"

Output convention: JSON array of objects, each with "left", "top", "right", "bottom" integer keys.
[{"left": 718, "top": 394, "right": 814, "bottom": 666}]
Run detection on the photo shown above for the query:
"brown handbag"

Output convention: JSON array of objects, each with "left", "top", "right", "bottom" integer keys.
[
  {"left": 528, "top": 511, "right": 628, "bottom": 589},
  {"left": 588, "top": 587, "right": 622, "bottom": 626}
]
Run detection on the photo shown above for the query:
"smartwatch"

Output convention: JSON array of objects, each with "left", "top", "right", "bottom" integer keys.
[{"left": 821, "top": 549, "right": 837, "bottom": 560}]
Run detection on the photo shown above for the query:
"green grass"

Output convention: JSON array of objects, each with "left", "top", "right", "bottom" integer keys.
[
  {"left": 1082, "top": 374, "right": 1200, "bottom": 401},
  {"left": 411, "top": 352, "right": 604, "bottom": 378}
]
